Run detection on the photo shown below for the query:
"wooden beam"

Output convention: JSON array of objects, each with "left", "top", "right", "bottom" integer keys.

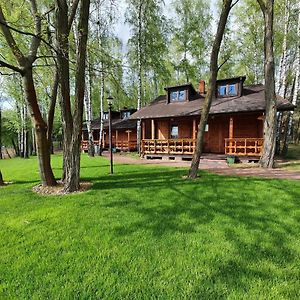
[
  {"left": 127, "top": 130, "right": 131, "bottom": 151},
  {"left": 142, "top": 120, "right": 145, "bottom": 140},
  {"left": 115, "top": 130, "right": 118, "bottom": 143},
  {"left": 151, "top": 119, "right": 155, "bottom": 140},
  {"left": 229, "top": 117, "right": 234, "bottom": 139},
  {"left": 192, "top": 119, "right": 197, "bottom": 140},
  {"left": 229, "top": 117, "right": 234, "bottom": 154}
]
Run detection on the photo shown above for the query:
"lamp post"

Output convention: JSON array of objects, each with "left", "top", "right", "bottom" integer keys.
[{"left": 107, "top": 95, "right": 114, "bottom": 174}]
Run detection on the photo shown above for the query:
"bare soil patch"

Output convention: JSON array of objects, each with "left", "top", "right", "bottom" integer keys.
[{"left": 32, "top": 181, "right": 92, "bottom": 195}]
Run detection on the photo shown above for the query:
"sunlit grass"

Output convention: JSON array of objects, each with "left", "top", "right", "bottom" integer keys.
[{"left": 1, "top": 154, "right": 300, "bottom": 299}]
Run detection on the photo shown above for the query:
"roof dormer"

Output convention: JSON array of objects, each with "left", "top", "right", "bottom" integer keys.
[
  {"left": 216, "top": 76, "right": 246, "bottom": 98},
  {"left": 164, "top": 83, "right": 197, "bottom": 104}
]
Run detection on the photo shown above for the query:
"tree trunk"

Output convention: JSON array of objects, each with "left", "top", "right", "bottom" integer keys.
[
  {"left": 0, "top": 107, "right": 2, "bottom": 160},
  {"left": 188, "top": 0, "right": 234, "bottom": 179},
  {"left": 137, "top": 0, "right": 143, "bottom": 154},
  {"left": 0, "top": 170, "right": 4, "bottom": 186},
  {"left": 276, "top": 0, "right": 290, "bottom": 154},
  {"left": 98, "top": 61, "right": 105, "bottom": 155},
  {"left": 22, "top": 69, "right": 56, "bottom": 186},
  {"left": 84, "top": 56, "right": 94, "bottom": 157},
  {"left": 277, "top": 0, "right": 289, "bottom": 96},
  {"left": 12, "top": 138, "right": 19, "bottom": 156},
  {"left": 47, "top": 69, "right": 59, "bottom": 154},
  {"left": 31, "top": 127, "right": 36, "bottom": 155},
  {"left": 258, "top": 0, "right": 277, "bottom": 168},
  {"left": 281, "top": 6, "right": 300, "bottom": 154},
  {"left": 57, "top": 0, "right": 90, "bottom": 193}
]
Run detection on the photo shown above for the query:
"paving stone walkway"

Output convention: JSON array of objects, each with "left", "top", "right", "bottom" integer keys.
[{"left": 103, "top": 152, "right": 300, "bottom": 180}]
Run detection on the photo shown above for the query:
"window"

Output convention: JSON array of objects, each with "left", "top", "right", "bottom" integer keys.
[
  {"left": 218, "top": 83, "right": 238, "bottom": 97},
  {"left": 103, "top": 113, "right": 109, "bottom": 120},
  {"left": 219, "top": 85, "right": 227, "bottom": 96},
  {"left": 228, "top": 84, "right": 237, "bottom": 96},
  {"left": 205, "top": 124, "right": 209, "bottom": 132},
  {"left": 170, "top": 125, "right": 179, "bottom": 139},
  {"left": 122, "top": 111, "right": 131, "bottom": 119},
  {"left": 170, "top": 90, "right": 186, "bottom": 102}
]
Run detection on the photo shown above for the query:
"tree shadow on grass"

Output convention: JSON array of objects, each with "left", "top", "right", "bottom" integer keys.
[{"left": 88, "top": 167, "right": 300, "bottom": 297}]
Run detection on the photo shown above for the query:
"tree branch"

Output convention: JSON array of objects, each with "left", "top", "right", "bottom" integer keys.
[
  {"left": 0, "top": 5, "right": 25, "bottom": 66},
  {"left": 217, "top": 57, "right": 230, "bottom": 71},
  {"left": 230, "top": 0, "right": 240, "bottom": 9},
  {"left": 256, "top": 0, "right": 266, "bottom": 12},
  {"left": 68, "top": 0, "right": 80, "bottom": 32},
  {"left": 0, "top": 59, "right": 24, "bottom": 74},
  {"left": 0, "top": 16, "right": 58, "bottom": 55},
  {"left": 28, "top": 0, "right": 42, "bottom": 62}
]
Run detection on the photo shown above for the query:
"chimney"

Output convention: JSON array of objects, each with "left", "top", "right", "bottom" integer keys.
[{"left": 199, "top": 80, "right": 205, "bottom": 95}]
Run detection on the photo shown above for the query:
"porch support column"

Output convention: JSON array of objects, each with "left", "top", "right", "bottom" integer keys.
[
  {"left": 142, "top": 120, "right": 145, "bottom": 140},
  {"left": 229, "top": 117, "right": 234, "bottom": 154},
  {"left": 192, "top": 119, "right": 197, "bottom": 140},
  {"left": 116, "top": 130, "right": 118, "bottom": 144},
  {"left": 127, "top": 130, "right": 131, "bottom": 151},
  {"left": 151, "top": 119, "right": 155, "bottom": 140}
]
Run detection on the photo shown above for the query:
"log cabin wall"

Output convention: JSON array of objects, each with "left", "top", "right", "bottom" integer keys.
[
  {"left": 179, "top": 119, "right": 192, "bottom": 138},
  {"left": 206, "top": 112, "right": 263, "bottom": 153},
  {"left": 141, "top": 112, "right": 263, "bottom": 154},
  {"left": 157, "top": 120, "right": 169, "bottom": 139}
]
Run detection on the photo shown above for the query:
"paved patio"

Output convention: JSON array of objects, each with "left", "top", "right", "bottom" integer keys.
[{"left": 103, "top": 152, "right": 300, "bottom": 180}]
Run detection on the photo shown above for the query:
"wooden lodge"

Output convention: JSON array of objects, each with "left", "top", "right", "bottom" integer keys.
[
  {"left": 82, "top": 108, "right": 137, "bottom": 152},
  {"left": 130, "top": 76, "right": 294, "bottom": 160}
]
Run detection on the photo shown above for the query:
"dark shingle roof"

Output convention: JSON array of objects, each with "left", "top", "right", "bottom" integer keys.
[
  {"left": 130, "top": 84, "right": 294, "bottom": 120},
  {"left": 83, "top": 118, "right": 137, "bottom": 131}
]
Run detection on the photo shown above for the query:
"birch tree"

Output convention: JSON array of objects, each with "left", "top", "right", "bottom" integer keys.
[
  {"left": 84, "top": 57, "right": 95, "bottom": 157},
  {"left": 126, "top": 0, "right": 168, "bottom": 152},
  {"left": 282, "top": 3, "right": 300, "bottom": 153},
  {"left": 188, "top": 0, "right": 236, "bottom": 179},
  {"left": 171, "top": 0, "right": 211, "bottom": 83}
]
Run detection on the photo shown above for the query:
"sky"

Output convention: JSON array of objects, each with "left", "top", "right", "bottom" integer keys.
[{"left": 114, "top": 0, "right": 219, "bottom": 50}]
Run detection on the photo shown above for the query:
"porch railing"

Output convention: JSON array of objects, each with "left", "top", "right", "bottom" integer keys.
[
  {"left": 81, "top": 140, "right": 137, "bottom": 151},
  {"left": 81, "top": 140, "right": 99, "bottom": 151},
  {"left": 142, "top": 139, "right": 196, "bottom": 155},
  {"left": 225, "top": 138, "right": 264, "bottom": 156},
  {"left": 115, "top": 140, "right": 137, "bottom": 151}
]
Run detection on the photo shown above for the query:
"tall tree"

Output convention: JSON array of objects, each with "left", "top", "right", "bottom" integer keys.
[
  {"left": 188, "top": 0, "right": 235, "bottom": 179},
  {"left": 171, "top": 0, "right": 211, "bottom": 83},
  {"left": 55, "top": 0, "right": 90, "bottom": 192},
  {"left": 0, "top": 2, "right": 56, "bottom": 186},
  {"left": 84, "top": 56, "right": 95, "bottom": 157},
  {"left": 257, "top": 0, "right": 277, "bottom": 168},
  {"left": 126, "top": 0, "right": 168, "bottom": 151},
  {"left": 282, "top": 3, "right": 300, "bottom": 153}
]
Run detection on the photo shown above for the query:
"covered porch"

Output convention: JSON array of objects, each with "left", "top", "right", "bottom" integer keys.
[
  {"left": 81, "top": 128, "right": 137, "bottom": 152},
  {"left": 141, "top": 113, "right": 264, "bottom": 158}
]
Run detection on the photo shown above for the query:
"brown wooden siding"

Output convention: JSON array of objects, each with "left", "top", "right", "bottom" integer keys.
[{"left": 142, "top": 112, "right": 264, "bottom": 154}]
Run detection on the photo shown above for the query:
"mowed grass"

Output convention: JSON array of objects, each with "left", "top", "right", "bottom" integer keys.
[
  {"left": 1, "top": 155, "right": 300, "bottom": 299},
  {"left": 278, "top": 144, "right": 300, "bottom": 171}
]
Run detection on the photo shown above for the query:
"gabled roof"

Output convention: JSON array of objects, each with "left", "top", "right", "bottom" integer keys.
[
  {"left": 164, "top": 82, "right": 197, "bottom": 94},
  {"left": 83, "top": 117, "right": 137, "bottom": 131},
  {"left": 130, "top": 84, "right": 294, "bottom": 120}
]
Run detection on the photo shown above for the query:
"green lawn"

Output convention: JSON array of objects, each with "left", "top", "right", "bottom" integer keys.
[
  {"left": 278, "top": 144, "right": 300, "bottom": 171},
  {"left": 1, "top": 155, "right": 300, "bottom": 299}
]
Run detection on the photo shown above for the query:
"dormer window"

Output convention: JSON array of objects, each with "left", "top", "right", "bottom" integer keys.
[
  {"left": 170, "top": 90, "right": 186, "bottom": 102},
  {"left": 122, "top": 111, "right": 131, "bottom": 119},
  {"left": 103, "top": 113, "right": 109, "bottom": 120},
  {"left": 218, "top": 83, "right": 238, "bottom": 97}
]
